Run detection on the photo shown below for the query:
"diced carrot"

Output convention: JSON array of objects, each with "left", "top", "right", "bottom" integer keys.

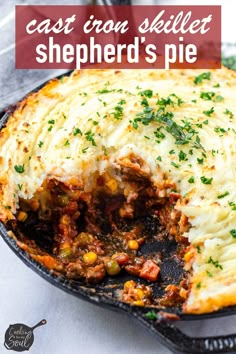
[{"left": 139, "top": 260, "right": 160, "bottom": 281}]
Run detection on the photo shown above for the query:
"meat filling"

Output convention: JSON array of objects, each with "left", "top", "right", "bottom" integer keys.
[{"left": 9, "top": 167, "right": 189, "bottom": 307}]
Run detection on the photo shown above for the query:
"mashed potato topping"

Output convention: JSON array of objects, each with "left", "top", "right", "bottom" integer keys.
[{"left": 1, "top": 67, "right": 236, "bottom": 313}]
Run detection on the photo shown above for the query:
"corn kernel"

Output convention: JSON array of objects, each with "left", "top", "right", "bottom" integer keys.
[
  {"left": 105, "top": 178, "right": 118, "bottom": 192},
  {"left": 83, "top": 251, "right": 98, "bottom": 265},
  {"left": 184, "top": 251, "right": 193, "bottom": 262},
  {"left": 60, "top": 214, "right": 71, "bottom": 225},
  {"left": 133, "top": 288, "right": 144, "bottom": 300},
  {"left": 133, "top": 300, "right": 144, "bottom": 307},
  {"left": 124, "top": 280, "right": 135, "bottom": 290},
  {"left": 17, "top": 211, "right": 28, "bottom": 222},
  {"left": 179, "top": 287, "right": 188, "bottom": 299},
  {"left": 128, "top": 240, "right": 139, "bottom": 250}
]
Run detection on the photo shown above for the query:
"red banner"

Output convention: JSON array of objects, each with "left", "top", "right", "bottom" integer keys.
[{"left": 15, "top": 5, "right": 221, "bottom": 70}]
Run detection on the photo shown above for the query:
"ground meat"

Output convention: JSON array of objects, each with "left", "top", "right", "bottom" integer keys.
[{"left": 13, "top": 175, "right": 189, "bottom": 308}]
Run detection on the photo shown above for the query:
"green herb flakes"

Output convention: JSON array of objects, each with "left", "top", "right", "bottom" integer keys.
[
  {"left": 85, "top": 131, "right": 96, "bottom": 146},
  {"left": 217, "top": 191, "right": 229, "bottom": 199},
  {"left": 230, "top": 229, "right": 236, "bottom": 238},
  {"left": 200, "top": 176, "right": 213, "bottom": 185},
  {"left": 14, "top": 165, "right": 25, "bottom": 174},
  {"left": 194, "top": 72, "right": 211, "bottom": 85},
  {"left": 196, "top": 245, "right": 201, "bottom": 254},
  {"left": 64, "top": 140, "right": 70, "bottom": 146},
  {"left": 229, "top": 202, "right": 236, "bottom": 211},
  {"left": 73, "top": 128, "right": 82, "bottom": 136},
  {"left": 200, "top": 91, "right": 215, "bottom": 100},
  {"left": 178, "top": 150, "right": 187, "bottom": 161},
  {"left": 203, "top": 107, "right": 214, "bottom": 117},
  {"left": 207, "top": 256, "right": 223, "bottom": 270},
  {"left": 145, "top": 311, "right": 158, "bottom": 320},
  {"left": 206, "top": 270, "right": 213, "bottom": 277},
  {"left": 224, "top": 109, "right": 234, "bottom": 119},
  {"left": 188, "top": 176, "right": 195, "bottom": 184},
  {"left": 139, "top": 89, "right": 153, "bottom": 98}
]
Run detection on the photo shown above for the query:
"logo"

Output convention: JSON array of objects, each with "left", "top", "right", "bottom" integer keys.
[{"left": 4, "top": 319, "right": 47, "bottom": 352}]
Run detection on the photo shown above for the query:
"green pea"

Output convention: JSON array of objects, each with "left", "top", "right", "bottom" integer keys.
[
  {"left": 105, "top": 259, "right": 121, "bottom": 276},
  {"left": 59, "top": 247, "right": 72, "bottom": 259}
]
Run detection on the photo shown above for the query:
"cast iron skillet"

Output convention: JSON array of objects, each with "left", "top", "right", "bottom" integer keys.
[
  {"left": 2, "top": 71, "right": 236, "bottom": 354},
  {"left": 2, "top": 1, "right": 236, "bottom": 349}
]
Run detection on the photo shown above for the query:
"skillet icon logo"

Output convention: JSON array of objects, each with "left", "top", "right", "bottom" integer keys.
[{"left": 4, "top": 319, "right": 47, "bottom": 351}]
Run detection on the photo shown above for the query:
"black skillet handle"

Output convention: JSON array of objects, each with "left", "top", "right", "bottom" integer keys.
[{"left": 136, "top": 313, "right": 236, "bottom": 354}]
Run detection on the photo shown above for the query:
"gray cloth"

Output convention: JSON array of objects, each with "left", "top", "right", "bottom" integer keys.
[{"left": 0, "top": 0, "right": 87, "bottom": 112}]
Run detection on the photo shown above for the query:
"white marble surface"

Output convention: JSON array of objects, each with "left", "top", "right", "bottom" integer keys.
[{"left": 1, "top": 1, "right": 236, "bottom": 354}]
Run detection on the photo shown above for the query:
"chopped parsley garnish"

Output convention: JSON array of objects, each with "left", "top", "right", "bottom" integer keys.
[
  {"left": 206, "top": 270, "right": 213, "bottom": 277},
  {"left": 17, "top": 184, "right": 23, "bottom": 191},
  {"left": 111, "top": 105, "right": 124, "bottom": 120},
  {"left": 131, "top": 98, "right": 203, "bottom": 151},
  {"left": 207, "top": 256, "right": 223, "bottom": 270},
  {"left": 64, "top": 140, "right": 70, "bottom": 146},
  {"left": 196, "top": 245, "right": 201, "bottom": 254},
  {"left": 156, "top": 156, "right": 162, "bottom": 162},
  {"left": 85, "top": 130, "right": 96, "bottom": 146},
  {"left": 14, "top": 165, "right": 25, "bottom": 174},
  {"left": 200, "top": 91, "right": 215, "bottom": 100},
  {"left": 213, "top": 83, "right": 220, "bottom": 88},
  {"left": 203, "top": 119, "right": 209, "bottom": 125},
  {"left": 154, "top": 128, "right": 165, "bottom": 142},
  {"left": 194, "top": 72, "right": 211, "bottom": 85},
  {"left": 203, "top": 107, "right": 214, "bottom": 117},
  {"left": 139, "top": 89, "right": 153, "bottom": 98},
  {"left": 157, "top": 93, "right": 184, "bottom": 107},
  {"left": 4, "top": 205, "right": 11, "bottom": 209},
  {"left": 200, "top": 176, "right": 213, "bottom": 185},
  {"left": 197, "top": 158, "right": 204, "bottom": 164},
  {"left": 224, "top": 109, "right": 234, "bottom": 119},
  {"left": 230, "top": 229, "right": 236, "bottom": 238},
  {"left": 171, "top": 161, "right": 180, "bottom": 168},
  {"left": 196, "top": 282, "right": 202, "bottom": 289},
  {"left": 38, "top": 141, "right": 43, "bottom": 148},
  {"left": 118, "top": 99, "right": 126, "bottom": 105},
  {"left": 191, "top": 99, "right": 197, "bottom": 103},
  {"left": 96, "top": 88, "right": 112, "bottom": 94},
  {"left": 141, "top": 98, "right": 149, "bottom": 107},
  {"left": 217, "top": 191, "right": 229, "bottom": 199},
  {"left": 62, "top": 113, "right": 67, "bottom": 119},
  {"left": 214, "top": 127, "right": 227, "bottom": 134},
  {"left": 178, "top": 150, "right": 187, "bottom": 161},
  {"left": 82, "top": 147, "right": 89, "bottom": 153},
  {"left": 48, "top": 119, "right": 55, "bottom": 124},
  {"left": 188, "top": 176, "right": 195, "bottom": 183},
  {"left": 145, "top": 311, "right": 158, "bottom": 320},
  {"left": 48, "top": 126, "right": 53, "bottom": 132},
  {"left": 73, "top": 128, "right": 82, "bottom": 136},
  {"left": 229, "top": 201, "right": 236, "bottom": 210},
  {"left": 169, "top": 150, "right": 175, "bottom": 155},
  {"left": 215, "top": 95, "right": 224, "bottom": 102}
]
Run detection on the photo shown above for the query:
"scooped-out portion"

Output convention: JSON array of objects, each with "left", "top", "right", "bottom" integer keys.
[{"left": 10, "top": 160, "right": 189, "bottom": 308}]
